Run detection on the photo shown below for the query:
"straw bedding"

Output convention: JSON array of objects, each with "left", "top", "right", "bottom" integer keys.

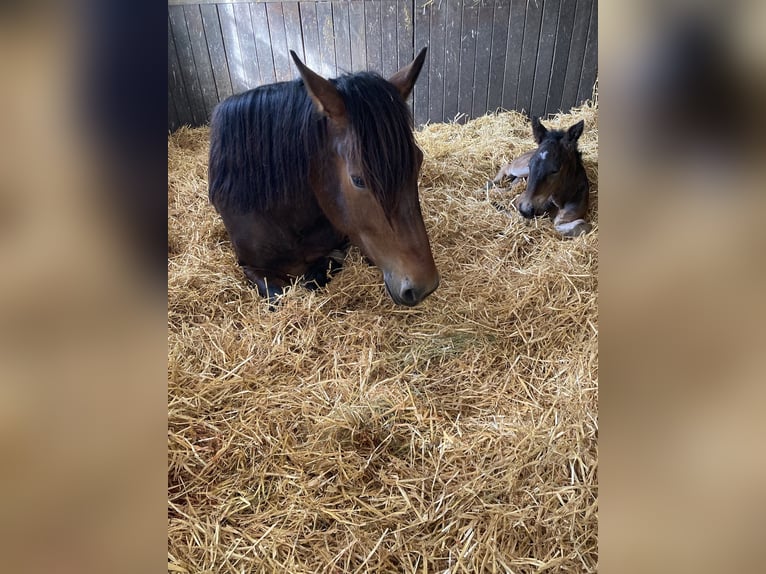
[{"left": 168, "top": 103, "right": 598, "bottom": 573}]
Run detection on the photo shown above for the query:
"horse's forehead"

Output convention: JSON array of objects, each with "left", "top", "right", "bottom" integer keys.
[{"left": 534, "top": 142, "right": 562, "bottom": 166}]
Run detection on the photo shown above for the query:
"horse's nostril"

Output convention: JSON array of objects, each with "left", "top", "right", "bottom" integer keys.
[
  {"left": 390, "top": 275, "right": 438, "bottom": 306},
  {"left": 401, "top": 288, "right": 417, "bottom": 305}
]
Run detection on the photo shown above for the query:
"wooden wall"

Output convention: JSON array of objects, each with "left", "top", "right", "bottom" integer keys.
[{"left": 168, "top": 0, "right": 598, "bottom": 132}]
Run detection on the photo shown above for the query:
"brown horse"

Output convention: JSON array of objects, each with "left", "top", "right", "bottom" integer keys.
[
  {"left": 494, "top": 117, "right": 591, "bottom": 237},
  {"left": 208, "top": 49, "right": 439, "bottom": 306}
]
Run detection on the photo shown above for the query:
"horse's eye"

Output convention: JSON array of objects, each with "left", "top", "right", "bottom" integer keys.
[{"left": 350, "top": 175, "right": 365, "bottom": 189}]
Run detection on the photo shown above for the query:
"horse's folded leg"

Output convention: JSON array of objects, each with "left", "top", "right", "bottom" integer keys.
[
  {"left": 304, "top": 252, "right": 347, "bottom": 291},
  {"left": 327, "top": 249, "right": 347, "bottom": 268},
  {"left": 554, "top": 218, "right": 592, "bottom": 237},
  {"left": 304, "top": 261, "right": 330, "bottom": 291},
  {"left": 241, "top": 265, "right": 288, "bottom": 302}
]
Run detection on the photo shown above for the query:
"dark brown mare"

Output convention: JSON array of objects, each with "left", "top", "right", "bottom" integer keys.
[
  {"left": 208, "top": 49, "right": 439, "bottom": 306},
  {"left": 493, "top": 117, "right": 591, "bottom": 237}
]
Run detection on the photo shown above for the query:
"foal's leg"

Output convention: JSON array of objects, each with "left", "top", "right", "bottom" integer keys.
[
  {"left": 493, "top": 150, "right": 534, "bottom": 185},
  {"left": 492, "top": 164, "right": 517, "bottom": 185},
  {"left": 553, "top": 207, "right": 591, "bottom": 237}
]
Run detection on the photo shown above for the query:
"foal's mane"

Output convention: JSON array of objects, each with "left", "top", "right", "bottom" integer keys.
[
  {"left": 538, "top": 127, "right": 584, "bottom": 163},
  {"left": 208, "top": 72, "right": 417, "bottom": 215}
]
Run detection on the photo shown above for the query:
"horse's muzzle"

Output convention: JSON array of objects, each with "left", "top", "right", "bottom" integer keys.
[{"left": 385, "top": 273, "right": 440, "bottom": 307}]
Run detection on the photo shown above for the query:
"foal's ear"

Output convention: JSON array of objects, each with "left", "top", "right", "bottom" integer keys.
[
  {"left": 531, "top": 116, "right": 548, "bottom": 144},
  {"left": 566, "top": 120, "right": 585, "bottom": 144},
  {"left": 388, "top": 47, "right": 427, "bottom": 101},
  {"left": 290, "top": 51, "right": 347, "bottom": 124}
]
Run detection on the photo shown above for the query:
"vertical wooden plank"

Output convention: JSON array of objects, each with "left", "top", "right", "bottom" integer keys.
[
  {"left": 545, "top": 0, "right": 576, "bottom": 114},
  {"left": 487, "top": 0, "right": 511, "bottom": 113},
  {"left": 380, "top": 1, "right": 398, "bottom": 78},
  {"left": 299, "top": 2, "right": 322, "bottom": 72},
  {"left": 397, "top": 0, "right": 414, "bottom": 71},
  {"left": 428, "top": 0, "right": 447, "bottom": 124},
  {"left": 443, "top": 0, "right": 462, "bottom": 122},
  {"left": 250, "top": 3, "right": 275, "bottom": 84},
  {"left": 183, "top": 5, "right": 218, "bottom": 119},
  {"left": 560, "top": 0, "right": 592, "bottom": 112},
  {"left": 283, "top": 3, "right": 305, "bottom": 64},
  {"left": 457, "top": 1, "right": 478, "bottom": 119},
  {"left": 333, "top": 2, "right": 352, "bottom": 74},
  {"left": 219, "top": 3, "right": 248, "bottom": 94},
  {"left": 349, "top": 1, "right": 367, "bottom": 72},
  {"left": 316, "top": 1, "right": 336, "bottom": 77},
  {"left": 168, "top": 20, "right": 180, "bottom": 133},
  {"left": 365, "top": 0, "right": 382, "bottom": 73},
  {"left": 233, "top": 2, "right": 260, "bottom": 90},
  {"left": 168, "top": 86, "right": 179, "bottom": 133},
  {"left": 516, "top": 0, "right": 543, "bottom": 115},
  {"left": 530, "top": 0, "right": 560, "bottom": 118},
  {"left": 413, "top": 0, "right": 430, "bottom": 126},
  {"left": 577, "top": 0, "right": 598, "bottom": 105},
  {"left": 471, "top": 0, "right": 494, "bottom": 119},
  {"left": 200, "top": 4, "right": 233, "bottom": 101},
  {"left": 266, "top": 4, "right": 291, "bottom": 82},
  {"left": 168, "top": 15, "right": 192, "bottom": 127},
  {"left": 502, "top": 0, "right": 527, "bottom": 112},
  {"left": 169, "top": 5, "right": 207, "bottom": 125}
]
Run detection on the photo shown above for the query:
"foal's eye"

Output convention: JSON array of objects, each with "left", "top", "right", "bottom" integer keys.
[{"left": 350, "top": 175, "right": 366, "bottom": 189}]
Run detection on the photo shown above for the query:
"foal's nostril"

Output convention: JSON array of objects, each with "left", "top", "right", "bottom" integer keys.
[{"left": 519, "top": 204, "right": 534, "bottom": 219}]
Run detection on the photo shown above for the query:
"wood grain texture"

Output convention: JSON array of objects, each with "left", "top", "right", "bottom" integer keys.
[
  {"left": 546, "top": 0, "right": 576, "bottom": 114},
  {"left": 168, "top": 0, "right": 598, "bottom": 129},
  {"left": 413, "top": 0, "right": 430, "bottom": 126},
  {"left": 577, "top": 0, "right": 598, "bottom": 105},
  {"left": 200, "top": 4, "right": 233, "bottom": 101},
  {"left": 486, "top": 0, "right": 511, "bottom": 113},
  {"left": 561, "top": 0, "right": 592, "bottom": 112},
  {"left": 427, "top": 0, "right": 446, "bottom": 124},
  {"left": 332, "top": 2, "right": 352, "bottom": 75},
  {"left": 442, "top": 0, "right": 462, "bottom": 122},
  {"left": 530, "top": 0, "right": 560, "bottom": 118},
  {"left": 472, "top": 1, "right": 494, "bottom": 119},
  {"left": 184, "top": 5, "right": 219, "bottom": 117},
  {"left": 168, "top": 15, "right": 192, "bottom": 128},
  {"left": 316, "top": 1, "right": 336, "bottom": 77},
  {"left": 349, "top": 1, "right": 367, "bottom": 72},
  {"left": 169, "top": 5, "right": 207, "bottom": 124}
]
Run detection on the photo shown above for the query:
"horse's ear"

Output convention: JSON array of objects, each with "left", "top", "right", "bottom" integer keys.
[
  {"left": 531, "top": 117, "right": 548, "bottom": 144},
  {"left": 566, "top": 120, "right": 585, "bottom": 144},
  {"left": 290, "top": 51, "right": 347, "bottom": 123},
  {"left": 388, "top": 47, "right": 427, "bottom": 101}
]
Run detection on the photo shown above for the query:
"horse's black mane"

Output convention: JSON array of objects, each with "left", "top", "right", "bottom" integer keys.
[{"left": 208, "top": 72, "right": 416, "bottom": 215}]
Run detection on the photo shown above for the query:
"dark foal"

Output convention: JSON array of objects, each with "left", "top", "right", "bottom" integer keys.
[
  {"left": 208, "top": 49, "right": 439, "bottom": 306},
  {"left": 494, "top": 117, "right": 591, "bottom": 237}
]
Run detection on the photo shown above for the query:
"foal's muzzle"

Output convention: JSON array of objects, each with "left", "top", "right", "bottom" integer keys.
[{"left": 518, "top": 201, "right": 535, "bottom": 219}]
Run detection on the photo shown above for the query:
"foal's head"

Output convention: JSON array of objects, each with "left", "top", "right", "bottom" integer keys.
[
  {"left": 291, "top": 49, "right": 439, "bottom": 306},
  {"left": 517, "top": 117, "right": 585, "bottom": 219}
]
